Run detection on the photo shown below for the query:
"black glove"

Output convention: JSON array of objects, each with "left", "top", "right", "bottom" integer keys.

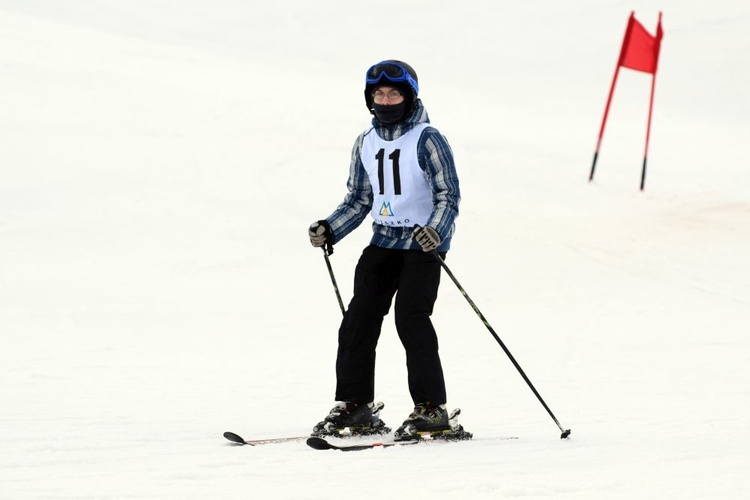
[
  {"left": 309, "top": 220, "right": 333, "bottom": 254},
  {"left": 412, "top": 225, "right": 441, "bottom": 252}
]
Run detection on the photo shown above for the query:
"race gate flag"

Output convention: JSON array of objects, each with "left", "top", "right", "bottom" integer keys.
[{"left": 589, "top": 11, "right": 664, "bottom": 190}]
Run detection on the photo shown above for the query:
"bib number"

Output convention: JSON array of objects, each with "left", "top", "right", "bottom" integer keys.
[{"left": 375, "top": 148, "right": 402, "bottom": 195}]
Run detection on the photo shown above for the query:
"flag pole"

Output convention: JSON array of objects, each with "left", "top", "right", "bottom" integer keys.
[
  {"left": 590, "top": 12, "right": 635, "bottom": 182},
  {"left": 640, "top": 73, "right": 656, "bottom": 191},
  {"left": 640, "top": 12, "right": 663, "bottom": 191},
  {"left": 589, "top": 65, "right": 621, "bottom": 182}
]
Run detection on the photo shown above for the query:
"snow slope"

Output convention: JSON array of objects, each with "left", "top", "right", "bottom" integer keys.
[{"left": 1, "top": 1, "right": 748, "bottom": 498}]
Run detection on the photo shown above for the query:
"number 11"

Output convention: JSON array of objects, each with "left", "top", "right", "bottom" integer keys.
[{"left": 375, "top": 148, "right": 401, "bottom": 195}]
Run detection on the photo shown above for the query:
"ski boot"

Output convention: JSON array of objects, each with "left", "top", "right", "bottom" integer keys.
[
  {"left": 311, "top": 401, "right": 391, "bottom": 438},
  {"left": 393, "top": 404, "right": 473, "bottom": 441}
]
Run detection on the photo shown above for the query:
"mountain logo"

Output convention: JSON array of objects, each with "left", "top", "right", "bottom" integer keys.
[{"left": 379, "top": 201, "right": 395, "bottom": 217}]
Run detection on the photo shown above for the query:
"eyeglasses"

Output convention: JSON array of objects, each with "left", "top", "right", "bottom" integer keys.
[
  {"left": 372, "top": 89, "right": 404, "bottom": 103},
  {"left": 366, "top": 62, "right": 419, "bottom": 94}
]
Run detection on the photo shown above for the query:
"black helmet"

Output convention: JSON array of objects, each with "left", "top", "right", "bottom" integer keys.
[{"left": 364, "top": 60, "right": 419, "bottom": 113}]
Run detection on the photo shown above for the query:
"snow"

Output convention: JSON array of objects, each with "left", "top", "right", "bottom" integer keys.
[{"left": 1, "top": 0, "right": 748, "bottom": 498}]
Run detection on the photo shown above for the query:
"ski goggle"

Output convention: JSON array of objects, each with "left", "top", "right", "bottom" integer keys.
[{"left": 365, "top": 62, "right": 419, "bottom": 94}]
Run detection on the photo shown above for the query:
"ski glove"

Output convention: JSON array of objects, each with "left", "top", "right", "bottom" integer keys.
[
  {"left": 412, "top": 225, "right": 441, "bottom": 252},
  {"left": 309, "top": 220, "right": 333, "bottom": 254}
]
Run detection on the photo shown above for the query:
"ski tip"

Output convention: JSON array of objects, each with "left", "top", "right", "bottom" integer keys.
[
  {"left": 223, "top": 431, "right": 246, "bottom": 445},
  {"left": 306, "top": 437, "right": 334, "bottom": 450}
]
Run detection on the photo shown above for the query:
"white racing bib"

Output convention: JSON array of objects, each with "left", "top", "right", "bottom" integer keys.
[{"left": 361, "top": 123, "right": 433, "bottom": 228}]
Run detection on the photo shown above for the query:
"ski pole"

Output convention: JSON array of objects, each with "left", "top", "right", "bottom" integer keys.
[
  {"left": 431, "top": 250, "right": 571, "bottom": 439},
  {"left": 322, "top": 246, "right": 346, "bottom": 317}
]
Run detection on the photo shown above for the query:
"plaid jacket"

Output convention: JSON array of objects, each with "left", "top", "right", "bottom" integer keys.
[{"left": 325, "top": 100, "right": 461, "bottom": 252}]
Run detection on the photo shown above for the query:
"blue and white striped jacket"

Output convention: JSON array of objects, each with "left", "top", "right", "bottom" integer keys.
[{"left": 324, "top": 100, "right": 460, "bottom": 252}]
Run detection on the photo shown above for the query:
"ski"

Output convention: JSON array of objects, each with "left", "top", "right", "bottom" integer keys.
[
  {"left": 306, "top": 434, "right": 514, "bottom": 452},
  {"left": 306, "top": 436, "right": 419, "bottom": 451},
  {"left": 223, "top": 431, "right": 307, "bottom": 446}
]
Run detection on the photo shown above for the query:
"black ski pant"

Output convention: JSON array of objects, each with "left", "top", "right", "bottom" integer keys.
[{"left": 335, "top": 245, "right": 447, "bottom": 406}]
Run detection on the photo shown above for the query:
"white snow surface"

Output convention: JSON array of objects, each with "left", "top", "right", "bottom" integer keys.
[{"left": 2, "top": 1, "right": 749, "bottom": 498}]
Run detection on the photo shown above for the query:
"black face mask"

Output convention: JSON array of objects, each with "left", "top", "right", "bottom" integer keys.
[{"left": 371, "top": 101, "right": 408, "bottom": 124}]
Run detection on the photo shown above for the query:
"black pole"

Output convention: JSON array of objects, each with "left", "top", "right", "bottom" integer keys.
[
  {"left": 589, "top": 151, "right": 599, "bottom": 182},
  {"left": 640, "top": 156, "right": 647, "bottom": 191},
  {"left": 432, "top": 250, "right": 571, "bottom": 439},
  {"left": 322, "top": 248, "right": 346, "bottom": 316}
]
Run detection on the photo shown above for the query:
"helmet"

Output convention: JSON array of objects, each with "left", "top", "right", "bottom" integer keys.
[{"left": 364, "top": 60, "right": 419, "bottom": 113}]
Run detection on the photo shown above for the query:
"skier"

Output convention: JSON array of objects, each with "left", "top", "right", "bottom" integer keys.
[{"left": 308, "top": 60, "right": 466, "bottom": 441}]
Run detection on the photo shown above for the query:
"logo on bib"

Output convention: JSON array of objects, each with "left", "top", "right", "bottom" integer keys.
[{"left": 379, "top": 201, "right": 395, "bottom": 217}]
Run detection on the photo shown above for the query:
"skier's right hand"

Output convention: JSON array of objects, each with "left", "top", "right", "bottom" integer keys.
[{"left": 308, "top": 220, "right": 332, "bottom": 249}]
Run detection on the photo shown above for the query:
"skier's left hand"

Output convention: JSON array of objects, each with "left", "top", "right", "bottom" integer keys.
[{"left": 412, "top": 225, "right": 441, "bottom": 252}]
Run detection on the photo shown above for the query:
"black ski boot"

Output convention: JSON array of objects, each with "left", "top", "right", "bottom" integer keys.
[
  {"left": 311, "top": 401, "right": 390, "bottom": 437},
  {"left": 394, "top": 404, "right": 472, "bottom": 441}
]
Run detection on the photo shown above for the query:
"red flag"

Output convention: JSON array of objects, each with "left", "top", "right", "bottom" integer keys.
[
  {"left": 619, "top": 13, "right": 663, "bottom": 74},
  {"left": 589, "top": 12, "right": 664, "bottom": 190}
]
